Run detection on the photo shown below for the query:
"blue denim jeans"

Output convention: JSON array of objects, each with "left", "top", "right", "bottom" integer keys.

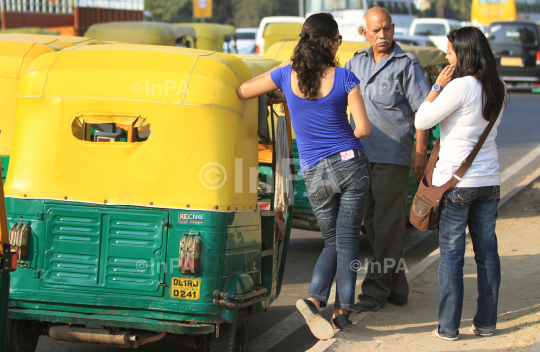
[
  {"left": 303, "top": 150, "right": 370, "bottom": 309},
  {"left": 437, "top": 185, "right": 501, "bottom": 338}
]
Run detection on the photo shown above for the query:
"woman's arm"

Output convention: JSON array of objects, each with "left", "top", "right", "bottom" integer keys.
[
  {"left": 415, "top": 65, "right": 462, "bottom": 130},
  {"left": 237, "top": 71, "right": 279, "bottom": 100},
  {"left": 236, "top": 60, "right": 292, "bottom": 100},
  {"left": 347, "top": 84, "right": 371, "bottom": 139}
]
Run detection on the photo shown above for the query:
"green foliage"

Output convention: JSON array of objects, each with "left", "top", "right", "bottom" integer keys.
[{"left": 144, "top": 0, "right": 299, "bottom": 26}]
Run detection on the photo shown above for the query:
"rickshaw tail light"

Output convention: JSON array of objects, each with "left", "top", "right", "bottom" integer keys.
[
  {"left": 179, "top": 233, "right": 200, "bottom": 275},
  {"left": 9, "top": 223, "right": 30, "bottom": 261},
  {"left": 536, "top": 50, "right": 540, "bottom": 65}
]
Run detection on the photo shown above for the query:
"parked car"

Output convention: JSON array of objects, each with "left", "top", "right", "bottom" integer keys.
[
  {"left": 255, "top": 16, "right": 305, "bottom": 55},
  {"left": 488, "top": 21, "right": 540, "bottom": 84},
  {"left": 409, "top": 18, "right": 461, "bottom": 52},
  {"left": 394, "top": 34, "right": 436, "bottom": 47},
  {"left": 236, "top": 27, "right": 258, "bottom": 54},
  {"left": 461, "top": 21, "right": 488, "bottom": 34}
]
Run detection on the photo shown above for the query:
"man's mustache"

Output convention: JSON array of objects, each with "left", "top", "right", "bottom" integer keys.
[{"left": 376, "top": 39, "right": 390, "bottom": 44}]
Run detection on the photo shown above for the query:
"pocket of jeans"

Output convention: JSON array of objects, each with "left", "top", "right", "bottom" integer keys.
[
  {"left": 338, "top": 164, "right": 369, "bottom": 191},
  {"left": 449, "top": 187, "right": 478, "bottom": 206},
  {"left": 306, "top": 176, "right": 328, "bottom": 206},
  {"left": 488, "top": 185, "right": 501, "bottom": 202}
]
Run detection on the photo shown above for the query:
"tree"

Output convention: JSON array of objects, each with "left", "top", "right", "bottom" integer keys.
[{"left": 144, "top": 0, "right": 299, "bottom": 26}]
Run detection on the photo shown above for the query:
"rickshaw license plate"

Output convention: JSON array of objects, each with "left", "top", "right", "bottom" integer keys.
[
  {"left": 170, "top": 278, "right": 201, "bottom": 300},
  {"left": 501, "top": 57, "right": 522, "bottom": 67}
]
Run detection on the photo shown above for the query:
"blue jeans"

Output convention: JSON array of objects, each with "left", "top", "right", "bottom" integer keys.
[
  {"left": 303, "top": 150, "right": 370, "bottom": 309},
  {"left": 437, "top": 185, "right": 501, "bottom": 338}
]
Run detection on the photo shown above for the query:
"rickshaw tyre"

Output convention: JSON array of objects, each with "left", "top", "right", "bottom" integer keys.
[
  {"left": 5, "top": 319, "right": 40, "bottom": 352},
  {"left": 209, "top": 309, "right": 249, "bottom": 352}
]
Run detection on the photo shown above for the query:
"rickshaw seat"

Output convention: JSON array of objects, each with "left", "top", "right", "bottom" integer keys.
[{"left": 258, "top": 200, "right": 271, "bottom": 211}]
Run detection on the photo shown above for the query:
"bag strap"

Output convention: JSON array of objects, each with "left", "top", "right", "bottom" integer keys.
[{"left": 425, "top": 113, "right": 499, "bottom": 187}]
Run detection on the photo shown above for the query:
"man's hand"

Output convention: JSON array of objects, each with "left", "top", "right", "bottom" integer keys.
[
  {"left": 411, "top": 151, "right": 428, "bottom": 182},
  {"left": 267, "top": 90, "right": 286, "bottom": 105}
]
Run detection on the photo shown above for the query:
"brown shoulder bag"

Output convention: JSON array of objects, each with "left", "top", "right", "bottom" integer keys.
[{"left": 410, "top": 115, "right": 499, "bottom": 231}]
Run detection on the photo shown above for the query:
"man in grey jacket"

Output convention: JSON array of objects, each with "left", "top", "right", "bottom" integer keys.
[{"left": 344, "top": 6, "right": 431, "bottom": 311}]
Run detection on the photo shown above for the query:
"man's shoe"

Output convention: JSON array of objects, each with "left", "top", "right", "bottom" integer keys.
[
  {"left": 387, "top": 296, "right": 407, "bottom": 306},
  {"left": 353, "top": 295, "right": 386, "bottom": 311}
]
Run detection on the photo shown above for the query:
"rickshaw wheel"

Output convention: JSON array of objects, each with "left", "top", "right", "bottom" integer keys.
[
  {"left": 209, "top": 309, "right": 249, "bottom": 352},
  {"left": 6, "top": 319, "right": 40, "bottom": 352}
]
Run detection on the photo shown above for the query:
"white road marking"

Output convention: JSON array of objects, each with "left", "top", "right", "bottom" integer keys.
[
  {"left": 249, "top": 229, "right": 434, "bottom": 352},
  {"left": 500, "top": 144, "right": 540, "bottom": 183}
]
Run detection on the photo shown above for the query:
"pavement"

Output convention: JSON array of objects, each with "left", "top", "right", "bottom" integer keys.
[{"left": 306, "top": 172, "right": 540, "bottom": 352}]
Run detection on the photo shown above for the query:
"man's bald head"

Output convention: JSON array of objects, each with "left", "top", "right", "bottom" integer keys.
[
  {"left": 362, "top": 6, "right": 393, "bottom": 29},
  {"left": 362, "top": 6, "right": 394, "bottom": 54}
]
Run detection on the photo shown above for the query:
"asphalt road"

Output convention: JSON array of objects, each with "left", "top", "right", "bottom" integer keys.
[{"left": 34, "top": 91, "right": 540, "bottom": 352}]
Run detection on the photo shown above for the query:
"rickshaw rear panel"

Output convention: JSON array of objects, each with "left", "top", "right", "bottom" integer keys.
[{"left": 5, "top": 45, "right": 292, "bottom": 349}]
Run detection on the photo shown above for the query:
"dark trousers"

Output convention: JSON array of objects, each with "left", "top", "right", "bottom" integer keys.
[{"left": 361, "top": 163, "right": 410, "bottom": 303}]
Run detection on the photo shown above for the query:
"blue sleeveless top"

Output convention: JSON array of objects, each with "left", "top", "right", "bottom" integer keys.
[{"left": 270, "top": 65, "right": 364, "bottom": 173}]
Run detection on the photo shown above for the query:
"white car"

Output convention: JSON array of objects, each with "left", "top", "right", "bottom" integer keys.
[
  {"left": 409, "top": 18, "right": 461, "bottom": 52},
  {"left": 255, "top": 16, "right": 305, "bottom": 55},
  {"left": 236, "top": 28, "right": 258, "bottom": 55}
]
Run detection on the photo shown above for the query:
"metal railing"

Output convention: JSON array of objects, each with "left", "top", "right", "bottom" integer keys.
[{"left": 0, "top": 0, "right": 144, "bottom": 13}]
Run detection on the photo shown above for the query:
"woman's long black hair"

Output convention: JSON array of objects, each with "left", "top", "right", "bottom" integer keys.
[
  {"left": 291, "top": 13, "right": 339, "bottom": 99},
  {"left": 447, "top": 27, "right": 508, "bottom": 121}
]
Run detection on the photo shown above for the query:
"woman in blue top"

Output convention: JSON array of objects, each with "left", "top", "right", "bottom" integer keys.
[{"left": 237, "top": 13, "right": 371, "bottom": 339}]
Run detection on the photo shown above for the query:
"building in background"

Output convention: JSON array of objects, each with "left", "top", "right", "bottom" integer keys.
[{"left": 0, "top": 0, "right": 144, "bottom": 35}]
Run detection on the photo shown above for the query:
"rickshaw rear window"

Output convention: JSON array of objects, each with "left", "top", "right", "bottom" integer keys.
[{"left": 72, "top": 115, "right": 151, "bottom": 143}]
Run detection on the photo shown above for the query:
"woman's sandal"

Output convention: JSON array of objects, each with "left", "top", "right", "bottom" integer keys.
[
  {"left": 470, "top": 324, "right": 494, "bottom": 337},
  {"left": 296, "top": 299, "right": 334, "bottom": 340},
  {"left": 431, "top": 328, "right": 459, "bottom": 341},
  {"left": 332, "top": 314, "right": 353, "bottom": 331}
]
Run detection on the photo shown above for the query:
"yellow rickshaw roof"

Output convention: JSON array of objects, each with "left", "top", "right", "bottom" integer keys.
[
  {"left": 169, "top": 24, "right": 196, "bottom": 39},
  {"left": 0, "top": 33, "right": 102, "bottom": 46},
  {"left": 212, "top": 24, "right": 237, "bottom": 37},
  {"left": 0, "top": 40, "right": 56, "bottom": 79},
  {"left": 263, "top": 22, "right": 304, "bottom": 37},
  {"left": 84, "top": 22, "right": 176, "bottom": 46},
  {"left": 0, "top": 40, "right": 57, "bottom": 157},
  {"left": 177, "top": 22, "right": 222, "bottom": 40},
  {"left": 7, "top": 45, "right": 281, "bottom": 210},
  {"left": 19, "top": 44, "right": 265, "bottom": 110},
  {"left": 264, "top": 40, "right": 448, "bottom": 68},
  {"left": 0, "top": 27, "right": 59, "bottom": 35}
]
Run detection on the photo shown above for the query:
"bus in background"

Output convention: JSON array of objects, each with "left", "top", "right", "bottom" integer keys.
[
  {"left": 306, "top": 0, "right": 418, "bottom": 41},
  {"left": 471, "top": 0, "right": 518, "bottom": 25},
  {"left": 516, "top": 0, "right": 540, "bottom": 23}
]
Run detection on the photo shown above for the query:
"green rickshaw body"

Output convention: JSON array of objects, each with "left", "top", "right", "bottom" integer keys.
[{"left": 5, "top": 45, "right": 292, "bottom": 347}]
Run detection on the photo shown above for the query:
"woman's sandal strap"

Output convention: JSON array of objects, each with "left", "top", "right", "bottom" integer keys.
[{"left": 332, "top": 314, "right": 352, "bottom": 330}]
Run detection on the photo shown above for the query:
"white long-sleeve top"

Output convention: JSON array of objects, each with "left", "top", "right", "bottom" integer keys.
[{"left": 415, "top": 76, "right": 503, "bottom": 188}]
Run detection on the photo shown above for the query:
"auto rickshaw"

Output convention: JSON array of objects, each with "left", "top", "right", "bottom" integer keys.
[
  {"left": 211, "top": 24, "right": 237, "bottom": 53},
  {"left": 5, "top": 45, "right": 294, "bottom": 351},
  {"left": 84, "top": 22, "right": 177, "bottom": 46},
  {"left": 264, "top": 40, "right": 448, "bottom": 229},
  {"left": 178, "top": 23, "right": 224, "bottom": 52},
  {"left": 262, "top": 22, "right": 303, "bottom": 54},
  {"left": 0, "top": 35, "right": 104, "bottom": 183},
  {"left": 170, "top": 24, "right": 197, "bottom": 48}
]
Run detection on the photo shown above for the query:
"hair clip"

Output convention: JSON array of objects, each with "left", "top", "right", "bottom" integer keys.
[{"left": 299, "top": 33, "right": 308, "bottom": 38}]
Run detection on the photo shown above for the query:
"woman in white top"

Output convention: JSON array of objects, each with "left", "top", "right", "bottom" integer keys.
[{"left": 415, "top": 26, "right": 508, "bottom": 341}]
